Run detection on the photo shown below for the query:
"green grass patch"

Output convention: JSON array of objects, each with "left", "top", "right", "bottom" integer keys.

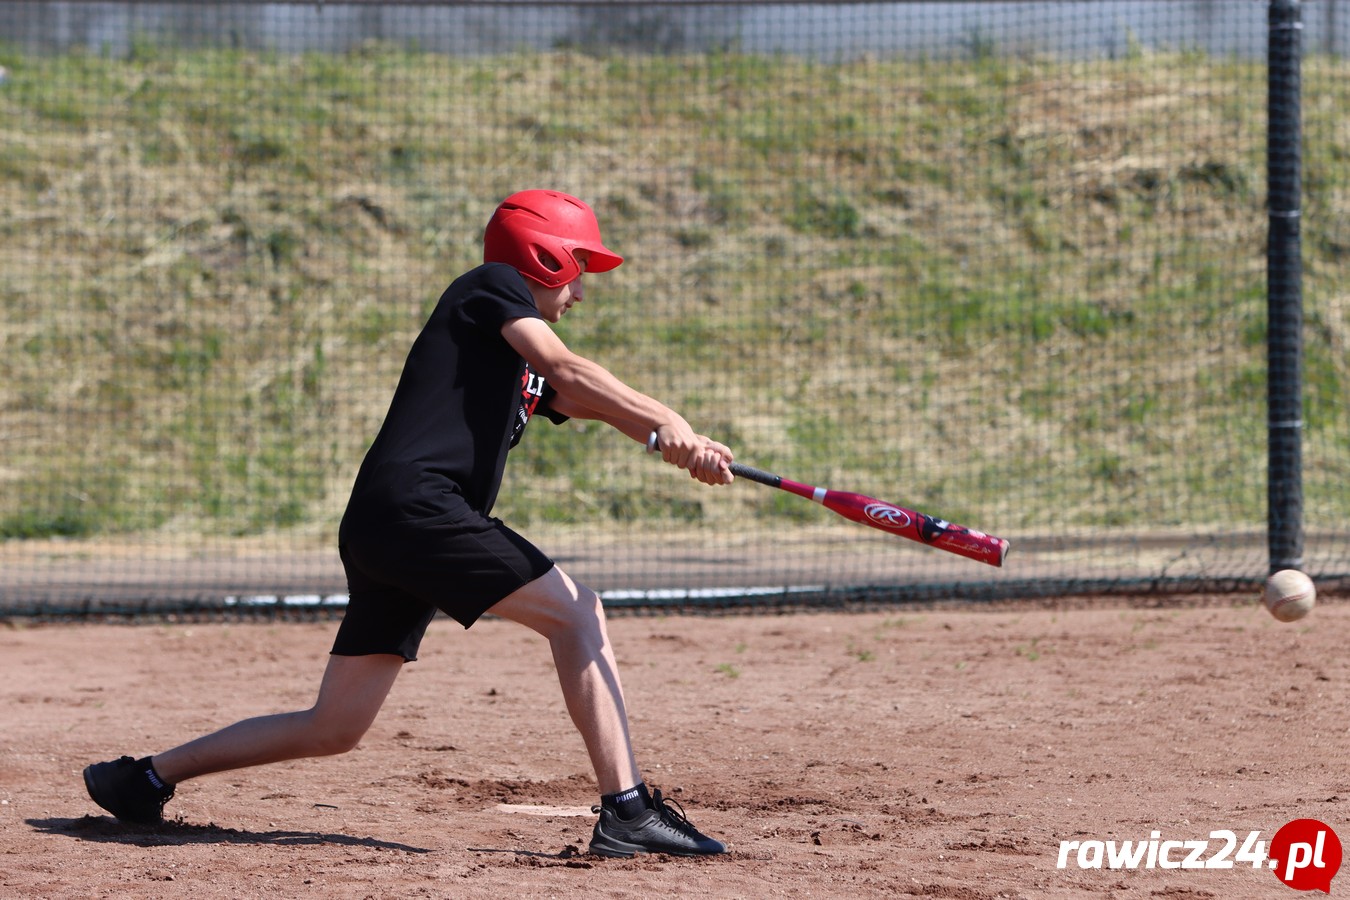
[{"left": 1, "top": 45, "right": 1348, "bottom": 540}]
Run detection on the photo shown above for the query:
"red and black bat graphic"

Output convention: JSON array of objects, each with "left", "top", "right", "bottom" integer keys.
[
  {"left": 729, "top": 461, "right": 1008, "bottom": 567},
  {"left": 647, "top": 436, "right": 1008, "bottom": 567}
]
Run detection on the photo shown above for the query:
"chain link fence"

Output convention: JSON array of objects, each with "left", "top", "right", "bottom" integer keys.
[{"left": 2, "top": 2, "right": 1347, "bottom": 615}]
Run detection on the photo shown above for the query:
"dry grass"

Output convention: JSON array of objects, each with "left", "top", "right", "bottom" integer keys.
[{"left": 1, "top": 45, "right": 1348, "bottom": 547}]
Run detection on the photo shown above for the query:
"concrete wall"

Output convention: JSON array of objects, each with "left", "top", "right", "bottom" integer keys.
[{"left": 2, "top": 2, "right": 1343, "bottom": 61}]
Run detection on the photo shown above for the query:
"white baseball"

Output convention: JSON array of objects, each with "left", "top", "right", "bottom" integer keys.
[{"left": 1264, "top": 569, "right": 1316, "bottom": 622}]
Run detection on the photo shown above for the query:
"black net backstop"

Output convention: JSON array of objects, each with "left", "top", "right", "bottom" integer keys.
[{"left": 1, "top": 1, "right": 1346, "bottom": 615}]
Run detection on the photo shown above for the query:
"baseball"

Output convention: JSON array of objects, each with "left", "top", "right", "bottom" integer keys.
[{"left": 1264, "top": 569, "right": 1316, "bottom": 622}]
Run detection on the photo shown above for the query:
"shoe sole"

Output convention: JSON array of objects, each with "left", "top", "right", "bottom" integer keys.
[
  {"left": 589, "top": 842, "right": 640, "bottom": 858},
  {"left": 589, "top": 832, "right": 725, "bottom": 858}
]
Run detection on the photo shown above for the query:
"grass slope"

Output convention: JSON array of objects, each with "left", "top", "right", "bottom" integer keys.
[{"left": 1, "top": 44, "right": 1347, "bottom": 543}]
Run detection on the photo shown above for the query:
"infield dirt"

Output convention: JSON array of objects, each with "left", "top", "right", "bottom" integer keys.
[{"left": 2, "top": 599, "right": 1345, "bottom": 898}]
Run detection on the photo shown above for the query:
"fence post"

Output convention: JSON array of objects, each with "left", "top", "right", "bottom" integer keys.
[{"left": 1267, "top": 0, "right": 1304, "bottom": 574}]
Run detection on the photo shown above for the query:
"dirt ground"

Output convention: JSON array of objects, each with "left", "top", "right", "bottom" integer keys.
[{"left": 1, "top": 597, "right": 1345, "bottom": 899}]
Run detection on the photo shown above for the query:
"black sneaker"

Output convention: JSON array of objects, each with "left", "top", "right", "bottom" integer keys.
[
  {"left": 589, "top": 788, "right": 727, "bottom": 857},
  {"left": 82, "top": 756, "right": 175, "bottom": 825}
]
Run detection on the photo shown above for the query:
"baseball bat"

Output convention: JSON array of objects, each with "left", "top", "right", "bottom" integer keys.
[{"left": 648, "top": 433, "right": 1009, "bottom": 567}]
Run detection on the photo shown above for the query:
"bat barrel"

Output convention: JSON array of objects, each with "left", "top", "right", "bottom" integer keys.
[
  {"left": 647, "top": 436, "right": 1008, "bottom": 567},
  {"left": 821, "top": 489, "right": 1009, "bottom": 567}
]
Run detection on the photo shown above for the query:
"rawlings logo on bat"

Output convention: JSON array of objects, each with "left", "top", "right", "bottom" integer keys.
[{"left": 863, "top": 502, "right": 912, "bottom": 530}]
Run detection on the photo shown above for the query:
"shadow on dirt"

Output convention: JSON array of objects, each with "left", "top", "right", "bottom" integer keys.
[{"left": 28, "top": 815, "right": 432, "bottom": 853}]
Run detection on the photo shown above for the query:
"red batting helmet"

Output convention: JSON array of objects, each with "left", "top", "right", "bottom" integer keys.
[{"left": 483, "top": 190, "right": 623, "bottom": 287}]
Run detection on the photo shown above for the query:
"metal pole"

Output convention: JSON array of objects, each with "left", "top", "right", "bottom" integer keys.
[{"left": 1267, "top": 0, "right": 1304, "bottom": 574}]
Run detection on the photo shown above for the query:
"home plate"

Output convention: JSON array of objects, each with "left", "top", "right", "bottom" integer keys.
[{"left": 494, "top": 803, "right": 594, "bottom": 817}]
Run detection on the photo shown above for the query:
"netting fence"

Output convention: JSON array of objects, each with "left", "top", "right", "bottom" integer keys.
[{"left": 2, "top": 1, "right": 1347, "bottom": 616}]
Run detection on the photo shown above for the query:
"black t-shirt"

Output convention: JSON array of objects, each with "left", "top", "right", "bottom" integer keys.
[{"left": 343, "top": 263, "right": 568, "bottom": 522}]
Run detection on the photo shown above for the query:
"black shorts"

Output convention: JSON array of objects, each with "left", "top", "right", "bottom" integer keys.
[{"left": 333, "top": 505, "right": 554, "bottom": 661}]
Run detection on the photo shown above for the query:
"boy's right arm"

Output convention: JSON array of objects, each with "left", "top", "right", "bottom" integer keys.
[
  {"left": 500, "top": 316, "right": 730, "bottom": 479},
  {"left": 548, "top": 396, "right": 733, "bottom": 486}
]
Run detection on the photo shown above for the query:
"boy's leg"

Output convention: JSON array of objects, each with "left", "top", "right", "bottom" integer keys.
[
  {"left": 152, "top": 652, "right": 405, "bottom": 783},
  {"left": 487, "top": 566, "right": 639, "bottom": 795},
  {"left": 84, "top": 652, "right": 405, "bottom": 824},
  {"left": 487, "top": 566, "right": 726, "bottom": 857}
]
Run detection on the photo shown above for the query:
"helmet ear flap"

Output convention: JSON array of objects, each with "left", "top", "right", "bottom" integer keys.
[{"left": 526, "top": 243, "right": 579, "bottom": 287}]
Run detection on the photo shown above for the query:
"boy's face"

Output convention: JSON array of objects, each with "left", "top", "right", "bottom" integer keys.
[{"left": 527, "top": 251, "right": 589, "bottom": 323}]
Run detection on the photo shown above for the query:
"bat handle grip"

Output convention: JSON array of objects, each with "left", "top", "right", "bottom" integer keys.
[
  {"left": 646, "top": 432, "right": 780, "bottom": 487},
  {"left": 728, "top": 462, "right": 781, "bottom": 487}
]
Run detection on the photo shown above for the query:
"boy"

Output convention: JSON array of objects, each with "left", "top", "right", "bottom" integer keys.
[{"left": 83, "top": 190, "right": 734, "bottom": 857}]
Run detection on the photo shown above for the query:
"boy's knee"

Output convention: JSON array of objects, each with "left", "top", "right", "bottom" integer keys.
[
  {"left": 566, "top": 586, "right": 605, "bottom": 627},
  {"left": 304, "top": 712, "right": 371, "bottom": 756},
  {"left": 496, "top": 569, "right": 607, "bottom": 641},
  {"left": 540, "top": 587, "right": 606, "bottom": 642},
  {"left": 315, "top": 728, "right": 365, "bottom": 756}
]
